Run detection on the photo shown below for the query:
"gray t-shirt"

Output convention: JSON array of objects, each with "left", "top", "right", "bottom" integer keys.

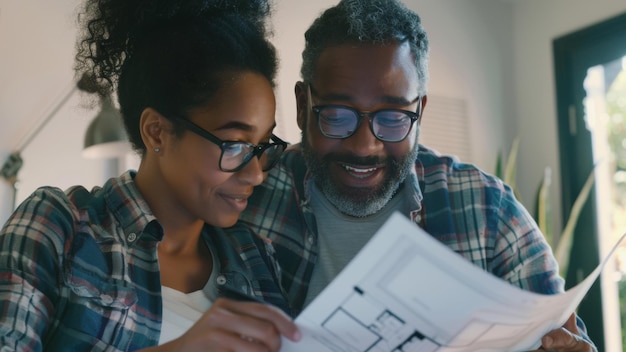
[{"left": 303, "top": 182, "right": 406, "bottom": 307}]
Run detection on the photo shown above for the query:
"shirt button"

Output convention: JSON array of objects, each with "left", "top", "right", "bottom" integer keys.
[
  {"left": 127, "top": 232, "right": 137, "bottom": 242},
  {"left": 216, "top": 275, "right": 227, "bottom": 285},
  {"left": 414, "top": 215, "right": 422, "bottom": 224},
  {"left": 307, "top": 235, "right": 314, "bottom": 245},
  {"left": 100, "top": 294, "right": 113, "bottom": 304}
]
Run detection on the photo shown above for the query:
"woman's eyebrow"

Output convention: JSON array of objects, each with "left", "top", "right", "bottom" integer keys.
[
  {"left": 214, "top": 121, "right": 277, "bottom": 137},
  {"left": 213, "top": 121, "right": 256, "bottom": 132}
]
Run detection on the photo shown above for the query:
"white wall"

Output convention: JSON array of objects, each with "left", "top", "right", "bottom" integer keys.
[
  {"left": 13, "top": 93, "right": 116, "bottom": 204},
  {"left": 0, "top": 0, "right": 107, "bottom": 224}
]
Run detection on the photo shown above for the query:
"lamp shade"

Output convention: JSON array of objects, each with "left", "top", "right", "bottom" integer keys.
[{"left": 83, "top": 95, "right": 130, "bottom": 159}]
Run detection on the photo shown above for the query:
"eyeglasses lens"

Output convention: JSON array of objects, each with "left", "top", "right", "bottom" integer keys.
[
  {"left": 371, "top": 111, "right": 412, "bottom": 142},
  {"left": 220, "top": 142, "right": 285, "bottom": 172},
  {"left": 317, "top": 107, "right": 413, "bottom": 142}
]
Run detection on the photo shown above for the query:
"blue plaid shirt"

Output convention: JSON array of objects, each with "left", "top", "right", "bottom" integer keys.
[
  {"left": 0, "top": 171, "right": 288, "bottom": 351},
  {"left": 239, "top": 144, "right": 592, "bottom": 344}
]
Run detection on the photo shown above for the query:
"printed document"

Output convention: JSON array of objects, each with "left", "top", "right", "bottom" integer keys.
[{"left": 282, "top": 212, "right": 625, "bottom": 352}]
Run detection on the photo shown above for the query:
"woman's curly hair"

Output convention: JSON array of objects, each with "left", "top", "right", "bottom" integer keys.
[{"left": 75, "top": 0, "right": 278, "bottom": 153}]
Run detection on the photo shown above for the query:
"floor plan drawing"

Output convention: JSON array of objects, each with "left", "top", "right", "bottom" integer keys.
[{"left": 315, "top": 285, "right": 439, "bottom": 351}]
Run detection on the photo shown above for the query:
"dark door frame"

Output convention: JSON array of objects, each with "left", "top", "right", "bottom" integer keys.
[{"left": 553, "top": 11, "right": 626, "bottom": 351}]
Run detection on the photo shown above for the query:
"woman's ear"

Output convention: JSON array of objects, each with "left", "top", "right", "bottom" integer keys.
[
  {"left": 139, "top": 108, "right": 168, "bottom": 152},
  {"left": 295, "top": 81, "right": 308, "bottom": 130}
]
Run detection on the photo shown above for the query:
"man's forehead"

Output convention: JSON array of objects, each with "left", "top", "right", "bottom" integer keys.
[{"left": 312, "top": 42, "right": 420, "bottom": 102}]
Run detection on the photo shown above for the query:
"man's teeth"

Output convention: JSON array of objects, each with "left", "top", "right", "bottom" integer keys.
[{"left": 343, "top": 165, "right": 377, "bottom": 173}]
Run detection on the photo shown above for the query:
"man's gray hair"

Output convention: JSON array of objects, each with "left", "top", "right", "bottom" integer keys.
[{"left": 301, "top": 0, "right": 429, "bottom": 96}]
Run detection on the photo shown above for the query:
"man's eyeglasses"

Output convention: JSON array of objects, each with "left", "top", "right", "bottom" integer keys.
[
  {"left": 309, "top": 85, "right": 422, "bottom": 143},
  {"left": 175, "top": 117, "right": 287, "bottom": 172}
]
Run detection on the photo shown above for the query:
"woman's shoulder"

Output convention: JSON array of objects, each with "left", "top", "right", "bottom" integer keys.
[
  {"left": 15, "top": 185, "right": 85, "bottom": 219},
  {"left": 4, "top": 184, "right": 113, "bottom": 249}
]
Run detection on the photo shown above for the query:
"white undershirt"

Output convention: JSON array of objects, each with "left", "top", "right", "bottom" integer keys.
[
  {"left": 158, "top": 245, "right": 218, "bottom": 345},
  {"left": 158, "top": 286, "right": 213, "bottom": 345}
]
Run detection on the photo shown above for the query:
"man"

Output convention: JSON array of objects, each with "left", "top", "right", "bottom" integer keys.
[{"left": 240, "top": 0, "right": 596, "bottom": 350}]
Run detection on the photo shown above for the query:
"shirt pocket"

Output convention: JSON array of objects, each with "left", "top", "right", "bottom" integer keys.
[{"left": 55, "top": 231, "right": 138, "bottom": 349}]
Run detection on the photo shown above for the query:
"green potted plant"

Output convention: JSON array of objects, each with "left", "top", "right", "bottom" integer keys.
[{"left": 495, "top": 138, "right": 595, "bottom": 276}]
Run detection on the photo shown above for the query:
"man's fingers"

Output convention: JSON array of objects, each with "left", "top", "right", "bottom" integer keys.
[
  {"left": 561, "top": 313, "right": 579, "bottom": 333},
  {"left": 540, "top": 327, "right": 591, "bottom": 351},
  {"left": 534, "top": 314, "right": 594, "bottom": 351}
]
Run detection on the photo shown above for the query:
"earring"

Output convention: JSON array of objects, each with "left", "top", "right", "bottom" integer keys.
[{"left": 154, "top": 147, "right": 161, "bottom": 153}]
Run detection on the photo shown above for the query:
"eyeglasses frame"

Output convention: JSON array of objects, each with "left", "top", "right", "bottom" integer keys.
[
  {"left": 308, "top": 84, "right": 423, "bottom": 143},
  {"left": 174, "top": 116, "right": 288, "bottom": 172}
]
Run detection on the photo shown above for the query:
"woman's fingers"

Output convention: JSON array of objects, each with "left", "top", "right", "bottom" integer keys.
[
  {"left": 201, "top": 327, "right": 276, "bottom": 352},
  {"left": 213, "top": 298, "right": 301, "bottom": 341},
  {"left": 182, "top": 298, "right": 300, "bottom": 351}
]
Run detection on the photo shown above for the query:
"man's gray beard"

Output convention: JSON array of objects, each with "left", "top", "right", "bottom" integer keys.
[{"left": 301, "top": 126, "right": 420, "bottom": 218}]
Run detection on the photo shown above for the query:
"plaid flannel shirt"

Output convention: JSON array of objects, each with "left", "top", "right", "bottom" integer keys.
[
  {"left": 0, "top": 171, "right": 288, "bottom": 351},
  {"left": 239, "top": 144, "right": 593, "bottom": 345}
]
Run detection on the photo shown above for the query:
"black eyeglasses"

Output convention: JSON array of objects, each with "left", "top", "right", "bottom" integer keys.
[
  {"left": 309, "top": 85, "right": 422, "bottom": 143},
  {"left": 175, "top": 117, "right": 288, "bottom": 172}
]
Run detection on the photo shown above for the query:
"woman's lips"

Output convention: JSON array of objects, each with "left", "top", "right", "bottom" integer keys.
[{"left": 221, "top": 193, "right": 251, "bottom": 212}]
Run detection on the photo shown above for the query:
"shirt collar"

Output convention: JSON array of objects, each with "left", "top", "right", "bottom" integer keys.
[
  {"left": 407, "top": 152, "right": 424, "bottom": 224},
  {"left": 102, "top": 170, "right": 163, "bottom": 244}
]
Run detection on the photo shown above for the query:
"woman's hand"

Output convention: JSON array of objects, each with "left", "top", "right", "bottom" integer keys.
[{"left": 148, "top": 297, "right": 301, "bottom": 351}]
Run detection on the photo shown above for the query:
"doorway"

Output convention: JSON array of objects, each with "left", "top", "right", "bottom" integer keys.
[{"left": 554, "top": 11, "right": 626, "bottom": 352}]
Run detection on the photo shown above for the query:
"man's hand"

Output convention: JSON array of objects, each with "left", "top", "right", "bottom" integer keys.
[{"left": 528, "top": 313, "right": 596, "bottom": 352}]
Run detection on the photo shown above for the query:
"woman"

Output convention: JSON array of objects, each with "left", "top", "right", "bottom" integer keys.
[{"left": 0, "top": 0, "right": 300, "bottom": 350}]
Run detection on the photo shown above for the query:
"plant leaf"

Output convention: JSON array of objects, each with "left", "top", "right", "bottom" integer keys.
[
  {"left": 535, "top": 167, "right": 553, "bottom": 246},
  {"left": 495, "top": 150, "right": 504, "bottom": 180},
  {"left": 504, "top": 137, "right": 521, "bottom": 201},
  {"left": 554, "top": 168, "right": 596, "bottom": 276}
]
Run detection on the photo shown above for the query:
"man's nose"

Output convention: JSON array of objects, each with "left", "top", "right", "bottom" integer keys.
[{"left": 342, "top": 116, "right": 383, "bottom": 157}]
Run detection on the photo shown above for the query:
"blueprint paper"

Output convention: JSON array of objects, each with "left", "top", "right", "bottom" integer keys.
[{"left": 282, "top": 212, "right": 624, "bottom": 352}]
